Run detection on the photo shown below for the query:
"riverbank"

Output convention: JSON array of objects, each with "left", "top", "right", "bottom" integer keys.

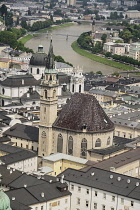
[
  {"left": 71, "top": 41, "right": 135, "bottom": 71},
  {"left": 19, "top": 23, "right": 75, "bottom": 44}
]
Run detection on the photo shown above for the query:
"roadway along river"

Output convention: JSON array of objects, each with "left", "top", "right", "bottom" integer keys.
[{"left": 25, "top": 23, "right": 120, "bottom": 74}]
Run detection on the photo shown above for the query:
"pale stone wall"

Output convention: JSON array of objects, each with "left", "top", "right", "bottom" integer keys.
[{"left": 53, "top": 128, "right": 114, "bottom": 159}]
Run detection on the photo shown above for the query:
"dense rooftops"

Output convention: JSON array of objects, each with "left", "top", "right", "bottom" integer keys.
[{"left": 58, "top": 167, "right": 140, "bottom": 201}]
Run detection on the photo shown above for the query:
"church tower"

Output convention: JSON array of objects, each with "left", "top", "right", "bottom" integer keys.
[{"left": 38, "top": 40, "right": 58, "bottom": 157}]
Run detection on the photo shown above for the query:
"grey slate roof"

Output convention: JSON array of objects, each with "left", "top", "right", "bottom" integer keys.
[
  {"left": 4, "top": 123, "right": 39, "bottom": 142},
  {"left": 9, "top": 173, "right": 46, "bottom": 189},
  {"left": 94, "top": 147, "right": 140, "bottom": 170},
  {"left": 0, "top": 150, "right": 37, "bottom": 164},
  {"left": 0, "top": 143, "right": 22, "bottom": 154},
  {"left": 58, "top": 167, "right": 140, "bottom": 201},
  {"left": 0, "top": 165, "right": 22, "bottom": 185},
  {"left": 0, "top": 75, "right": 40, "bottom": 87}
]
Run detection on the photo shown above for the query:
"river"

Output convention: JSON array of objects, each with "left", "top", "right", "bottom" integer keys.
[{"left": 25, "top": 23, "right": 120, "bottom": 74}]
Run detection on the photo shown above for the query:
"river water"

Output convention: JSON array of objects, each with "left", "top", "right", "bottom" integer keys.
[{"left": 25, "top": 24, "right": 119, "bottom": 74}]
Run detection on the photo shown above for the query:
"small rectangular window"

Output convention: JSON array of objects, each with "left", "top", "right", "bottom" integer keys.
[
  {"left": 102, "top": 205, "right": 105, "bottom": 210},
  {"left": 41, "top": 206, "right": 43, "bottom": 210},
  {"left": 94, "top": 203, "right": 97, "bottom": 209},
  {"left": 95, "top": 191, "right": 97, "bottom": 196},
  {"left": 131, "top": 201, "right": 134, "bottom": 207},
  {"left": 111, "top": 208, "right": 114, "bottom": 210},
  {"left": 86, "top": 200, "right": 89, "bottom": 207},
  {"left": 103, "top": 193, "right": 106, "bottom": 199},
  {"left": 112, "top": 196, "right": 115, "bottom": 202},
  {"left": 121, "top": 198, "right": 124, "bottom": 204},
  {"left": 71, "top": 185, "right": 74, "bottom": 190},
  {"left": 65, "top": 199, "right": 67, "bottom": 204},
  {"left": 78, "top": 186, "right": 81, "bottom": 192},
  {"left": 58, "top": 201, "right": 60, "bottom": 205},
  {"left": 86, "top": 189, "right": 89, "bottom": 194},
  {"left": 77, "top": 198, "right": 80, "bottom": 205}
]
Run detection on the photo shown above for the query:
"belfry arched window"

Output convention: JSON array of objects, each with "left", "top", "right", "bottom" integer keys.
[
  {"left": 68, "top": 136, "right": 73, "bottom": 155},
  {"left": 57, "top": 133, "right": 63, "bottom": 153},
  {"left": 107, "top": 137, "right": 111, "bottom": 146},
  {"left": 81, "top": 138, "right": 87, "bottom": 158},
  {"left": 95, "top": 138, "right": 101, "bottom": 147},
  {"left": 72, "top": 84, "right": 74, "bottom": 92},
  {"left": 79, "top": 85, "right": 81, "bottom": 93},
  {"left": 44, "top": 90, "right": 47, "bottom": 99}
]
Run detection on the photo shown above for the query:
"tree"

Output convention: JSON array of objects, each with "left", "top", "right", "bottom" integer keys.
[
  {"left": 21, "top": 20, "right": 28, "bottom": 30},
  {"left": 0, "top": 4, "right": 7, "bottom": 17},
  {"left": 0, "top": 31, "right": 17, "bottom": 48},
  {"left": 5, "top": 12, "right": 13, "bottom": 27},
  {"left": 101, "top": 34, "right": 107, "bottom": 43},
  {"left": 119, "top": 29, "right": 133, "bottom": 42},
  {"left": 105, "top": 52, "right": 112, "bottom": 57},
  {"left": 96, "top": 71, "right": 102, "bottom": 75}
]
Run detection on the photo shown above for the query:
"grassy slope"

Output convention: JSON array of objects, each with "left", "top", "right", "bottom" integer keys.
[
  {"left": 71, "top": 41, "right": 135, "bottom": 71},
  {"left": 18, "top": 34, "right": 33, "bottom": 44}
]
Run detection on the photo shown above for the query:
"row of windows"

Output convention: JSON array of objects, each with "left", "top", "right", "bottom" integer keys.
[
  {"left": 72, "top": 84, "right": 81, "bottom": 93},
  {"left": 116, "top": 131, "right": 132, "bottom": 139},
  {"left": 76, "top": 198, "right": 134, "bottom": 208},
  {"left": 30, "top": 68, "right": 40, "bottom": 74}
]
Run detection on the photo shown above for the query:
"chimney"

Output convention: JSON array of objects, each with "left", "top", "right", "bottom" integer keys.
[
  {"left": 41, "top": 192, "right": 44, "bottom": 197},
  {"left": 60, "top": 174, "right": 64, "bottom": 184}
]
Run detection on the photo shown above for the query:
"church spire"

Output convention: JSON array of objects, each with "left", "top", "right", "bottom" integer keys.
[{"left": 45, "top": 39, "right": 55, "bottom": 70}]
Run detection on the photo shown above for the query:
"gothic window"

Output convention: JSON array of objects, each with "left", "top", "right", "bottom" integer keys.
[
  {"left": 2, "top": 88, "right": 5, "bottom": 95},
  {"left": 42, "top": 131, "right": 46, "bottom": 138},
  {"left": 37, "top": 68, "right": 39, "bottom": 74},
  {"left": 107, "top": 137, "right": 111, "bottom": 145},
  {"left": 57, "top": 133, "right": 63, "bottom": 153},
  {"left": 81, "top": 138, "right": 87, "bottom": 158},
  {"left": 95, "top": 138, "right": 101, "bottom": 147},
  {"left": 68, "top": 136, "right": 73, "bottom": 155},
  {"left": 72, "top": 84, "right": 74, "bottom": 92},
  {"left": 44, "top": 90, "right": 47, "bottom": 99},
  {"left": 79, "top": 85, "right": 81, "bottom": 93}
]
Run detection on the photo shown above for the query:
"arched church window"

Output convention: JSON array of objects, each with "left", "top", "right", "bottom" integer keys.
[
  {"left": 42, "top": 131, "right": 46, "bottom": 138},
  {"left": 95, "top": 138, "right": 101, "bottom": 147},
  {"left": 81, "top": 138, "right": 87, "bottom": 158},
  {"left": 72, "top": 84, "right": 74, "bottom": 92},
  {"left": 44, "top": 90, "right": 47, "bottom": 99},
  {"left": 68, "top": 136, "right": 73, "bottom": 155},
  {"left": 79, "top": 85, "right": 81, "bottom": 93},
  {"left": 2, "top": 88, "right": 5, "bottom": 95},
  {"left": 107, "top": 137, "right": 111, "bottom": 145},
  {"left": 57, "top": 133, "right": 63, "bottom": 153},
  {"left": 37, "top": 68, "right": 39, "bottom": 74}
]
